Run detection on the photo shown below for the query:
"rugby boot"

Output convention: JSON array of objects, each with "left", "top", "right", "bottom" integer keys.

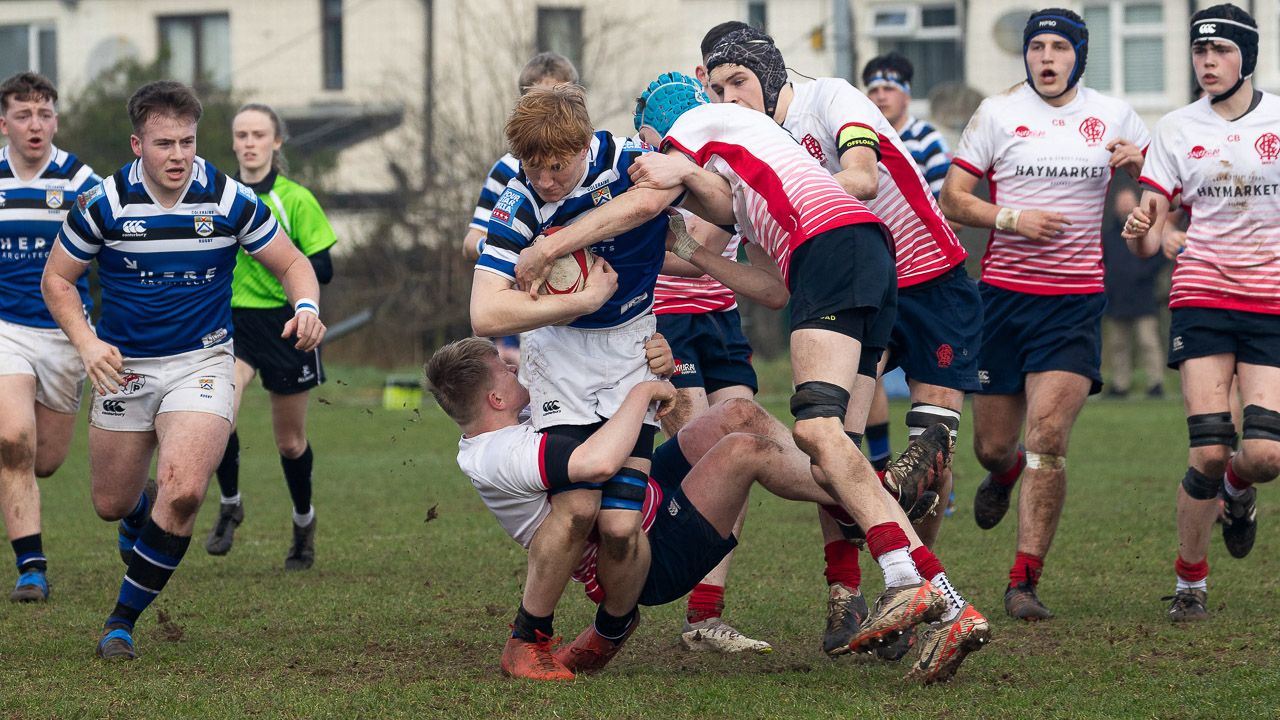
[
  {"left": 205, "top": 501, "right": 245, "bottom": 556},
  {"left": 1164, "top": 589, "right": 1209, "bottom": 623},
  {"left": 285, "top": 515, "right": 316, "bottom": 570},
  {"left": 973, "top": 445, "right": 1023, "bottom": 530},
  {"left": 905, "top": 604, "right": 991, "bottom": 684},
  {"left": 9, "top": 570, "right": 49, "bottom": 603},
  {"left": 882, "top": 424, "right": 952, "bottom": 513},
  {"left": 849, "top": 581, "right": 947, "bottom": 653},
  {"left": 1004, "top": 581, "right": 1053, "bottom": 621},
  {"left": 1221, "top": 486, "right": 1257, "bottom": 559},
  {"left": 96, "top": 623, "right": 140, "bottom": 661},
  {"left": 500, "top": 631, "right": 573, "bottom": 681},
  {"left": 822, "top": 582, "right": 869, "bottom": 656},
  {"left": 681, "top": 617, "right": 772, "bottom": 653},
  {"left": 876, "top": 625, "right": 916, "bottom": 662},
  {"left": 555, "top": 612, "right": 639, "bottom": 675},
  {"left": 118, "top": 480, "right": 158, "bottom": 565}
]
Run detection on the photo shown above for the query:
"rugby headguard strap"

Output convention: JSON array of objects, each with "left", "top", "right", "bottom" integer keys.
[
  {"left": 1191, "top": 4, "right": 1259, "bottom": 105},
  {"left": 1023, "top": 9, "right": 1088, "bottom": 99},
  {"left": 634, "top": 71, "right": 709, "bottom": 139},
  {"left": 706, "top": 27, "right": 788, "bottom": 116}
]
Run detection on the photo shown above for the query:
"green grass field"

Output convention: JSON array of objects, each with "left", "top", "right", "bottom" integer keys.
[{"left": 2, "top": 359, "right": 1278, "bottom": 719}]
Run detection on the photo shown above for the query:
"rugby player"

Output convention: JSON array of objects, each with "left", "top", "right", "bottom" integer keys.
[
  {"left": 471, "top": 84, "right": 671, "bottom": 660},
  {"left": 202, "top": 103, "right": 338, "bottom": 569},
  {"left": 1122, "top": 3, "right": 1280, "bottom": 622},
  {"left": 701, "top": 28, "right": 980, "bottom": 658},
  {"left": 0, "top": 72, "right": 99, "bottom": 603},
  {"left": 650, "top": 22, "right": 787, "bottom": 656},
  {"left": 426, "top": 336, "right": 979, "bottom": 684},
  {"left": 517, "top": 73, "right": 990, "bottom": 666},
  {"left": 461, "top": 53, "right": 579, "bottom": 365},
  {"left": 42, "top": 81, "right": 326, "bottom": 659},
  {"left": 938, "top": 8, "right": 1148, "bottom": 620}
]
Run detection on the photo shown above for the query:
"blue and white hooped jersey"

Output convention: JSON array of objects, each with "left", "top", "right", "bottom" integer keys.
[
  {"left": 478, "top": 132, "right": 668, "bottom": 329},
  {"left": 58, "top": 156, "right": 278, "bottom": 358},
  {"left": 0, "top": 145, "right": 99, "bottom": 328},
  {"left": 469, "top": 153, "right": 521, "bottom": 232}
]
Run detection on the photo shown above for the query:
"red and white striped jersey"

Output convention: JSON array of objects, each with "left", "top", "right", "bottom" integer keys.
[
  {"left": 1142, "top": 93, "right": 1280, "bottom": 314},
  {"left": 783, "top": 78, "right": 966, "bottom": 287},
  {"left": 653, "top": 210, "right": 741, "bottom": 314},
  {"left": 953, "top": 83, "right": 1149, "bottom": 295},
  {"left": 663, "top": 102, "right": 887, "bottom": 285},
  {"left": 455, "top": 421, "right": 661, "bottom": 603}
]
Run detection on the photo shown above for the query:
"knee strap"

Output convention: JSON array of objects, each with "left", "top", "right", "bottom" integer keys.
[
  {"left": 1025, "top": 451, "right": 1064, "bottom": 470},
  {"left": 1182, "top": 466, "right": 1220, "bottom": 501},
  {"left": 1188, "top": 412, "right": 1238, "bottom": 449},
  {"left": 601, "top": 467, "right": 648, "bottom": 511},
  {"left": 1242, "top": 405, "right": 1280, "bottom": 443},
  {"left": 791, "top": 381, "right": 850, "bottom": 422},
  {"left": 905, "top": 403, "right": 961, "bottom": 440}
]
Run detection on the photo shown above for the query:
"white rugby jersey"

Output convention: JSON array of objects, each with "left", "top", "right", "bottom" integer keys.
[
  {"left": 456, "top": 421, "right": 661, "bottom": 603},
  {"left": 783, "top": 78, "right": 966, "bottom": 287},
  {"left": 653, "top": 209, "right": 740, "bottom": 314},
  {"left": 664, "top": 102, "right": 887, "bottom": 285},
  {"left": 1141, "top": 93, "right": 1280, "bottom": 314},
  {"left": 953, "top": 83, "right": 1149, "bottom": 294}
]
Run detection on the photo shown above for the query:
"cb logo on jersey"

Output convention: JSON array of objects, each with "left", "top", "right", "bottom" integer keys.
[
  {"left": 122, "top": 220, "right": 147, "bottom": 235},
  {"left": 1079, "top": 117, "right": 1106, "bottom": 146},
  {"left": 542, "top": 400, "right": 561, "bottom": 414},
  {"left": 1256, "top": 133, "right": 1280, "bottom": 164}
]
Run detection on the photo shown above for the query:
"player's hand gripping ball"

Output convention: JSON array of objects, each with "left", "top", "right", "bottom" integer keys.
[{"left": 532, "top": 226, "right": 596, "bottom": 295}]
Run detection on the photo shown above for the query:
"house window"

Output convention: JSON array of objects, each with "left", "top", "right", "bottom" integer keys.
[
  {"left": 322, "top": 0, "right": 343, "bottom": 90},
  {"left": 536, "top": 7, "right": 583, "bottom": 80},
  {"left": 158, "top": 14, "right": 231, "bottom": 91},
  {"left": 869, "top": 3, "right": 963, "bottom": 97},
  {"left": 1082, "top": 2, "right": 1164, "bottom": 99},
  {"left": 747, "top": 1, "right": 767, "bottom": 33},
  {"left": 0, "top": 24, "right": 58, "bottom": 85}
]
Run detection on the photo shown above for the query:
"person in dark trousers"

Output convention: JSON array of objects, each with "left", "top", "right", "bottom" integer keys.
[{"left": 1102, "top": 186, "right": 1166, "bottom": 398}]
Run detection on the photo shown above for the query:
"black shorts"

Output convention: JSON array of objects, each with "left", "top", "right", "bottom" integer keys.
[
  {"left": 976, "top": 283, "right": 1105, "bottom": 395},
  {"left": 656, "top": 309, "right": 757, "bottom": 394},
  {"left": 787, "top": 224, "right": 897, "bottom": 377},
  {"left": 232, "top": 307, "right": 324, "bottom": 395},
  {"left": 886, "top": 264, "right": 984, "bottom": 392},
  {"left": 1168, "top": 306, "right": 1280, "bottom": 370},
  {"left": 637, "top": 436, "right": 738, "bottom": 607}
]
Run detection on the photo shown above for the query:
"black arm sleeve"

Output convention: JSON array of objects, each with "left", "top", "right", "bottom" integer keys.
[
  {"left": 540, "top": 433, "right": 581, "bottom": 491},
  {"left": 307, "top": 248, "right": 333, "bottom": 284}
]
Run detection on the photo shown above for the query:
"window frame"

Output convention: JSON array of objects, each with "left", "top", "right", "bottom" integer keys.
[
  {"left": 1082, "top": 0, "right": 1167, "bottom": 109},
  {"left": 535, "top": 6, "right": 584, "bottom": 82},
  {"left": 322, "top": 0, "right": 344, "bottom": 91},
  {"left": 157, "top": 13, "right": 231, "bottom": 92},
  {"left": 0, "top": 22, "right": 58, "bottom": 83}
]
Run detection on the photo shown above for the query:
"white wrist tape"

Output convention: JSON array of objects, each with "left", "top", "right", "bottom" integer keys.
[
  {"left": 995, "top": 207, "right": 1022, "bottom": 233},
  {"left": 294, "top": 298, "right": 319, "bottom": 316}
]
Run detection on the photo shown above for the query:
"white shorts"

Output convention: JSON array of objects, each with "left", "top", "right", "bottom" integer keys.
[
  {"left": 520, "top": 313, "right": 660, "bottom": 431},
  {"left": 90, "top": 344, "right": 235, "bottom": 432},
  {"left": 0, "top": 318, "right": 86, "bottom": 415}
]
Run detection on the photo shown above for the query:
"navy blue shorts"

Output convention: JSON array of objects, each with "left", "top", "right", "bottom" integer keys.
[
  {"left": 887, "top": 265, "right": 983, "bottom": 392},
  {"left": 232, "top": 307, "right": 324, "bottom": 395},
  {"left": 656, "top": 309, "right": 757, "bottom": 394},
  {"left": 976, "top": 283, "right": 1105, "bottom": 395},
  {"left": 637, "top": 436, "right": 738, "bottom": 607},
  {"left": 1168, "top": 306, "right": 1280, "bottom": 370},
  {"left": 787, "top": 225, "right": 897, "bottom": 377}
]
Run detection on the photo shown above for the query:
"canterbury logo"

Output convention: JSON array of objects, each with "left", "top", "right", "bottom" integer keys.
[
  {"left": 541, "top": 400, "right": 561, "bottom": 413},
  {"left": 102, "top": 400, "right": 125, "bottom": 414},
  {"left": 1198, "top": 23, "right": 1216, "bottom": 33},
  {"left": 122, "top": 220, "right": 147, "bottom": 234}
]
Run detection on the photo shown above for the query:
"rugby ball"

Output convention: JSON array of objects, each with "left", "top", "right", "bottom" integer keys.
[{"left": 534, "top": 226, "right": 595, "bottom": 295}]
